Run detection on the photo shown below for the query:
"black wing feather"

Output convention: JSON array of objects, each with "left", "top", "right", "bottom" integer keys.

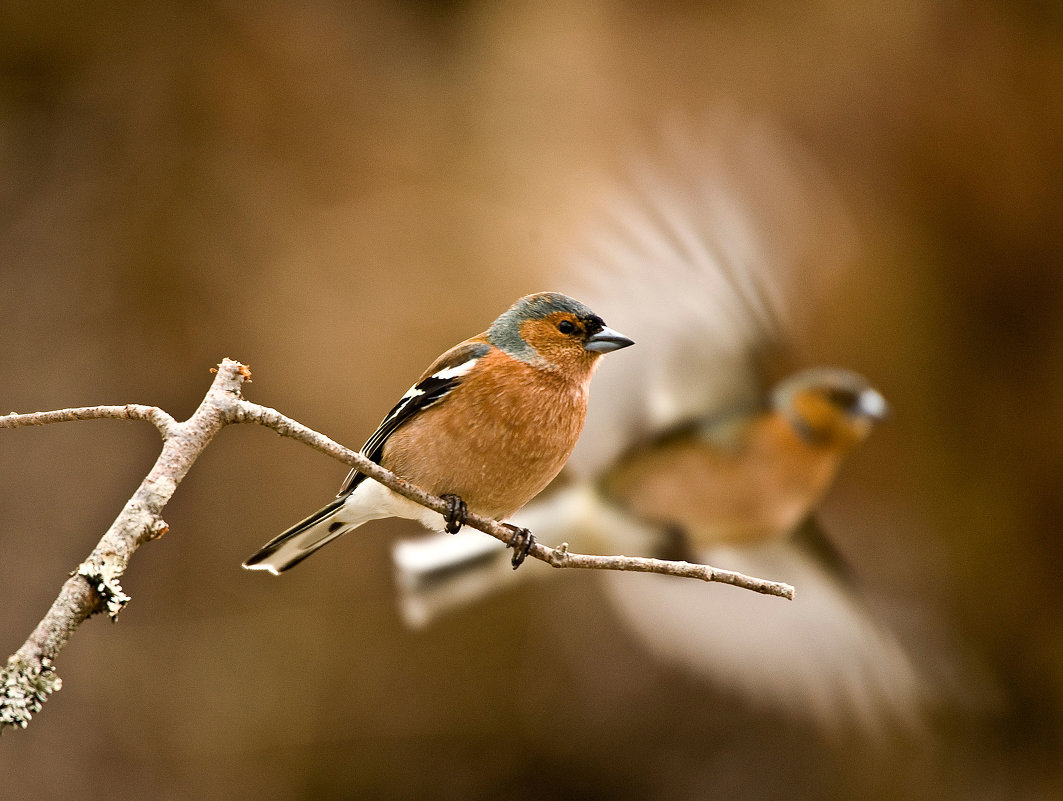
[{"left": 336, "top": 340, "right": 489, "bottom": 496}]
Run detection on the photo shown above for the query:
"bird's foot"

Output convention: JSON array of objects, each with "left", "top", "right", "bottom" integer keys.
[
  {"left": 441, "top": 494, "right": 467, "bottom": 534},
  {"left": 501, "top": 523, "right": 535, "bottom": 569}
]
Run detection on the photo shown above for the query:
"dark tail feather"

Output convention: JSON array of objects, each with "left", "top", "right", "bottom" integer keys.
[{"left": 243, "top": 497, "right": 349, "bottom": 575}]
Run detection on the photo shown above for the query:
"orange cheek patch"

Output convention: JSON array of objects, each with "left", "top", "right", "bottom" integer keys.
[
  {"left": 790, "top": 391, "right": 865, "bottom": 448},
  {"left": 518, "top": 318, "right": 556, "bottom": 355},
  {"left": 791, "top": 392, "right": 835, "bottom": 433},
  {"left": 518, "top": 315, "right": 601, "bottom": 376}
]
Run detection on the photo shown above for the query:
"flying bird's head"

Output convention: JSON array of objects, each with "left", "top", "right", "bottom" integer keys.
[{"left": 773, "top": 367, "right": 889, "bottom": 450}]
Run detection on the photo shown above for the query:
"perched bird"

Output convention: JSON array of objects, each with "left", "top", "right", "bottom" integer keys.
[
  {"left": 243, "top": 292, "right": 633, "bottom": 575},
  {"left": 393, "top": 116, "right": 931, "bottom": 732}
]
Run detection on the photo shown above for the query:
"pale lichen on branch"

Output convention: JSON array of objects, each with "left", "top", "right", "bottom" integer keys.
[{"left": 0, "top": 358, "right": 794, "bottom": 732}]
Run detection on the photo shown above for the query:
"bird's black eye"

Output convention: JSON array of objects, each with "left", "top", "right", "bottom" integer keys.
[
  {"left": 825, "top": 387, "right": 860, "bottom": 410},
  {"left": 558, "top": 320, "right": 576, "bottom": 335}
]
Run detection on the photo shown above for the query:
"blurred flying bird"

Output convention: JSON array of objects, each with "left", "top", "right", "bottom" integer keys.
[{"left": 392, "top": 113, "right": 931, "bottom": 732}]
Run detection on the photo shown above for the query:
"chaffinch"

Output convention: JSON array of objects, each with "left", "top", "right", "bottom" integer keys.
[
  {"left": 597, "top": 366, "right": 888, "bottom": 551},
  {"left": 243, "top": 292, "right": 634, "bottom": 575},
  {"left": 392, "top": 117, "right": 931, "bottom": 732}
]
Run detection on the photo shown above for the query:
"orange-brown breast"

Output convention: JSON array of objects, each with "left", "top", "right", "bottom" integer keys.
[
  {"left": 603, "top": 412, "right": 850, "bottom": 546},
  {"left": 380, "top": 348, "right": 593, "bottom": 519}
]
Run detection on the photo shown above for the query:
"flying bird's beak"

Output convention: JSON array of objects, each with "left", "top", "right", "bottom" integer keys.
[
  {"left": 584, "top": 327, "right": 635, "bottom": 353},
  {"left": 856, "top": 388, "right": 890, "bottom": 421}
]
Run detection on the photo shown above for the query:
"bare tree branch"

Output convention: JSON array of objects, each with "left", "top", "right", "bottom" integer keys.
[
  {"left": 1, "top": 358, "right": 794, "bottom": 732},
  {"left": 2, "top": 404, "right": 177, "bottom": 435},
  {"left": 227, "top": 401, "right": 796, "bottom": 592}
]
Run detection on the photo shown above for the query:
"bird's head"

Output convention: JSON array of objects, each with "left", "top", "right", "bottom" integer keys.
[
  {"left": 488, "top": 292, "right": 634, "bottom": 373},
  {"left": 773, "top": 367, "right": 889, "bottom": 450}
]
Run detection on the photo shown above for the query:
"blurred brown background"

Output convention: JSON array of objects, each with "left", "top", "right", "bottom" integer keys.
[{"left": 2, "top": 2, "right": 1062, "bottom": 799}]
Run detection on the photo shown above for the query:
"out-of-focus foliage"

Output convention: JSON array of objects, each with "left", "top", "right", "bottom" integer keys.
[{"left": 2, "top": 2, "right": 1061, "bottom": 799}]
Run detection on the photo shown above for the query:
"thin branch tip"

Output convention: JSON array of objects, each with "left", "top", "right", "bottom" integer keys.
[{"left": 212, "top": 358, "right": 251, "bottom": 382}]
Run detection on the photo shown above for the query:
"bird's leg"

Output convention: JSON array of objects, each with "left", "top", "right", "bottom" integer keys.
[
  {"left": 441, "top": 494, "right": 467, "bottom": 534},
  {"left": 501, "top": 523, "right": 535, "bottom": 569}
]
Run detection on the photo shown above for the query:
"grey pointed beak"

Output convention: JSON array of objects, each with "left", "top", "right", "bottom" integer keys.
[
  {"left": 584, "top": 326, "right": 635, "bottom": 353},
  {"left": 857, "top": 388, "right": 890, "bottom": 420}
]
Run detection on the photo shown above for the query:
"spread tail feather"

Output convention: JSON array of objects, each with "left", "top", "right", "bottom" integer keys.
[
  {"left": 393, "top": 531, "right": 515, "bottom": 628},
  {"left": 243, "top": 497, "right": 354, "bottom": 575},
  {"left": 390, "top": 484, "right": 613, "bottom": 627}
]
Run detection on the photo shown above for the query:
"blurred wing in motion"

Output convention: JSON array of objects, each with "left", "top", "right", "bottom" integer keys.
[
  {"left": 597, "top": 518, "right": 928, "bottom": 735},
  {"left": 560, "top": 111, "right": 856, "bottom": 479}
]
